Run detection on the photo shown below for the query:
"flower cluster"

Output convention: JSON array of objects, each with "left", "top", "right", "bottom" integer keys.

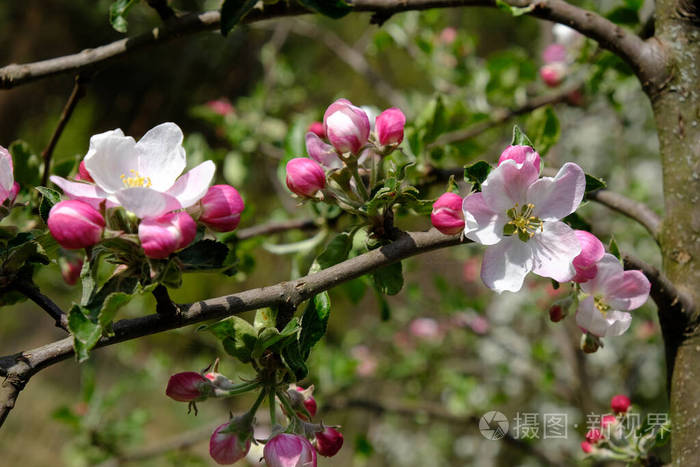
[
  {"left": 539, "top": 24, "right": 580, "bottom": 87},
  {"left": 431, "top": 144, "right": 650, "bottom": 343},
  {"left": 47, "top": 123, "right": 244, "bottom": 259}
]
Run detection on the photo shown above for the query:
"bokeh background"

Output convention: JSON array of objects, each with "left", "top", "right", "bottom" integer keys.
[{"left": 0, "top": 0, "right": 666, "bottom": 465}]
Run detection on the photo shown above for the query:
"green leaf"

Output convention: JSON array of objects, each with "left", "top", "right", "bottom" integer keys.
[
  {"left": 372, "top": 261, "right": 403, "bottom": 296},
  {"left": 296, "top": 0, "right": 352, "bottom": 19},
  {"left": 9, "top": 140, "right": 41, "bottom": 188},
  {"left": 562, "top": 212, "right": 592, "bottom": 231},
  {"left": 97, "top": 292, "right": 132, "bottom": 333},
  {"left": 585, "top": 174, "right": 607, "bottom": 193},
  {"left": 254, "top": 308, "right": 278, "bottom": 331},
  {"left": 608, "top": 236, "right": 622, "bottom": 261},
  {"left": 495, "top": 0, "right": 535, "bottom": 16},
  {"left": 252, "top": 318, "right": 300, "bottom": 359},
  {"left": 202, "top": 317, "right": 257, "bottom": 363},
  {"left": 299, "top": 292, "right": 331, "bottom": 359},
  {"left": 280, "top": 340, "right": 308, "bottom": 381},
  {"left": 109, "top": 0, "right": 138, "bottom": 33},
  {"left": 4, "top": 240, "right": 49, "bottom": 271},
  {"left": 317, "top": 233, "right": 352, "bottom": 270},
  {"left": 511, "top": 125, "right": 533, "bottom": 148},
  {"left": 422, "top": 95, "right": 448, "bottom": 144},
  {"left": 177, "top": 239, "right": 231, "bottom": 271},
  {"left": 69, "top": 305, "right": 102, "bottom": 362},
  {"left": 220, "top": 0, "right": 259, "bottom": 36},
  {"left": 374, "top": 288, "right": 391, "bottom": 321},
  {"left": 605, "top": 6, "right": 639, "bottom": 25},
  {"left": 464, "top": 161, "right": 493, "bottom": 191},
  {"left": 527, "top": 106, "right": 560, "bottom": 156},
  {"left": 35, "top": 187, "right": 62, "bottom": 224}
]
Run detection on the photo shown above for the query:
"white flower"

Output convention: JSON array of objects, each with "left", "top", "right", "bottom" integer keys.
[
  {"left": 462, "top": 156, "right": 586, "bottom": 293},
  {"left": 0, "top": 146, "right": 13, "bottom": 205},
  {"left": 575, "top": 254, "right": 651, "bottom": 337},
  {"left": 50, "top": 123, "right": 215, "bottom": 219}
]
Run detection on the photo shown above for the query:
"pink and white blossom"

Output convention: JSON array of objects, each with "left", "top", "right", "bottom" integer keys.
[
  {"left": 138, "top": 211, "right": 197, "bottom": 259},
  {"left": 48, "top": 200, "right": 105, "bottom": 249},
  {"left": 540, "top": 63, "right": 566, "bottom": 87},
  {"left": 264, "top": 433, "right": 317, "bottom": 467},
  {"left": 572, "top": 230, "right": 605, "bottom": 283},
  {"left": 50, "top": 123, "right": 215, "bottom": 219},
  {"left": 199, "top": 184, "right": 245, "bottom": 232},
  {"left": 305, "top": 132, "right": 342, "bottom": 169},
  {"left": 286, "top": 158, "right": 326, "bottom": 198},
  {"left": 542, "top": 44, "right": 567, "bottom": 64},
  {"left": 375, "top": 108, "right": 406, "bottom": 146},
  {"left": 0, "top": 145, "right": 14, "bottom": 205},
  {"left": 462, "top": 158, "right": 586, "bottom": 292},
  {"left": 498, "top": 145, "right": 541, "bottom": 173},
  {"left": 575, "top": 254, "right": 651, "bottom": 337},
  {"left": 209, "top": 421, "right": 251, "bottom": 465},
  {"left": 308, "top": 121, "right": 325, "bottom": 139},
  {"left": 323, "top": 99, "right": 370, "bottom": 154}
]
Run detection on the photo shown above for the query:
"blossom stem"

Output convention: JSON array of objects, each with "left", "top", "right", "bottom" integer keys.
[
  {"left": 348, "top": 160, "right": 369, "bottom": 201},
  {"left": 244, "top": 388, "right": 267, "bottom": 422},
  {"left": 214, "top": 381, "right": 261, "bottom": 398},
  {"left": 268, "top": 390, "right": 277, "bottom": 426}
]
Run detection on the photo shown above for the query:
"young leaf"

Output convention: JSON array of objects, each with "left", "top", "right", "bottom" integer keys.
[
  {"left": 608, "top": 236, "right": 622, "bottom": 261},
  {"left": 585, "top": 174, "right": 607, "bottom": 193},
  {"left": 109, "top": 0, "right": 138, "bottom": 33},
  {"left": 464, "top": 161, "right": 493, "bottom": 191},
  {"left": 372, "top": 261, "right": 403, "bottom": 296},
  {"left": 511, "top": 125, "right": 534, "bottom": 148},
  {"left": 35, "top": 187, "right": 62, "bottom": 224},
  {"left": 69, "top": 305, "right": 102, "bottom": 362},
  {"left": 177, "top": 239, "right": 230, "bottom": 271},
  {"left": 280, "top": 340, "right": 308, "bottom": 381},
  {"left": 220, "top": 0, "right": 259, "bottom": 36},
  {"left": 254, "top": 308, "right": 278, "bottom": 331},
  {"left": 9, "top": 140, "right": 41, "bottom": 188},
  {"left": 317, "top": 233, "right": 352, "bottom": 270},
  {"left": 299, "top": 292, "right": 331, "bottom": 359},
  {"left": 495, "top": 0, "right": 535, "bottom": 16},
  {"left": 202, "top": 317, "right": 258, "bottom": 363},
  {"left": 562, "top": 212, "right": 592, "bottom": 231},
  {"left": 527, "top": 106, "right": 560, "bottom": 156},
  {"left": 296, "top": 0, "right": 352, "bottom": 19}
]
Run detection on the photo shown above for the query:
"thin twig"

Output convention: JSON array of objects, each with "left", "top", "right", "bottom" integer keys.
[
  {"left": 14, "top": 281, "right": 69, "bottom": 332},
  {"left": 586, "top": 189, "right": 661, "bottom": 241},
  {"left": 236, "top": 218, "right": 318, "bottom": 241},
  {"left": 40, "top": 75, "right": 88, "bottom": 187}
]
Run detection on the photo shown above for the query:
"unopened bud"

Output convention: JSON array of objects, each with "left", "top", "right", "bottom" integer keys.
[
  {"left": 306, "top": 132, "right": 342, "bottom": 169},
  {"left": 264, "top": 433, "right": 317, "bottom": 467},
  {"left": 610, "top": 394, "right": 631, "bottom": 414},
  {"left": 542, "top": 44, "right": 567, "bottom": 64},
  {"left": 315, "top": 427, "right": 343, "bottom": 457},
  {"left": 540, "top": 63, "right": 566, "bottom": 87},
  {"left": 323, "top": 98, "right": 370, "bottom": 154},
  {"left": 166, "top": 372, "right": 215, "bottom": 402},
  {"left": 308, "top": 121, "right": 326, "bottom": 139},
  {"left": 375, "top": 107, "right": 406, "bottom": 146},
  {"left": 199, "top": 184, "right": 245, "bottom": 232},
  {"left": 209, "top": 419, "right": 252, "bottom": 465},
  {"left": 138, "top": 211, "right": 197, "bottom": 259},
  {"left": 431, "top": 192, "right": 465, "bottom": 235},
  {"left": 498, "top": 145, "right": 541, "bottom": 173},
  {"left": 572, "top": 230, "right": 605, "bottom": 283},
  {"left": 60, "top": 256, "right": 84, "bottom": 286},
  {"left": 48, "top": 200, "right": 105, "bottom": 249},
  {"left": 285, "top": 158, "right": 326, "bottom": 198}
]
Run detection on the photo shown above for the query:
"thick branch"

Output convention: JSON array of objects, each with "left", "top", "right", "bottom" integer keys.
[
  {"left": 0, "top": 1, "right": 664, "bottom": 91},
  {"left": 14, "top": 282, "right": 69, "bottom": 332}
]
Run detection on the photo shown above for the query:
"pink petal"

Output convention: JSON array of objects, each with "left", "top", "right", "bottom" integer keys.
[
  {"left": 482, "top": 159, "right": 539, "bottom": 212},
  {"left": 480, "top": 236, "right": 533, "bottom": 293},
  {"left": 115, "top": 187, "right": 181, "bottom": 219},
  {"left": 462, "top": 192, "right": 506, "bottom": 245},
  {"left": 305, "top": 132, "right": 342, "bottom": 169},
  {"left": 50, "top": 176, "right": 111, "bottom": 210},
  {"left": 580, "top": 254, "right": 624, "bottom": 296},
  {"left": 166, "top": 160, "right": 216, "bottom": 208},
  {"left": 530, "top": 221, "right": 581, "bottom": 282},
  {"left": 604, "top": 270, "right": 651, "bottom": 311},
  {"left": 527, "top": 162, "right": 585, "bottom": 221},
  {"left": 572, "top": 230, "right": 605, "bottom": 282}
]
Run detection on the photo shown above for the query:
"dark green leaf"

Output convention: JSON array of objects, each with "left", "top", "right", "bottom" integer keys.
[
  {"left": 5, "top": 241, "right": 49, "bottom": 271},
  {"left": 464, "top": 161, "right": 493, "bottom": 191},
  {"left": 562, "top": 212, "right": 592, "bottom": 231},
  {"left": 608, "top": 236, "right": 621, "bottom": 261},
  {"left": 299, "top": 292, "right": 331, "bottom": 359},
  {"left": 109, "top": 0, "right": 138, "bottom": 33},
  {"left": 202, "top": 317, "right": 257, "bottom": 363},
  {"left": 9, "top": 140, "right": 41, "bottom": 188},
  {"left": 280, "top": 340, "right": 308, "bottom": 381},
  {"left": 527, "top": 106, "right": 560, "bottom": 156},
  {"left": 585, "top": 173, "right": 607, "bottom": 193},
  {"left": 220, "top": 0, "right": 259, "bottom": 36},
  {"left": 35, "top": 187, "right": 62, "bottom": 224},
  {"left": 606, "top": 6, "right": 639, "bottom": 25},
  {"left": 375, "top": 289, "right": 391, "bottom": 321},
  {"left": 422, "top": 95, "right": 448, "bottom": 144},
  {"left": 372, "top": 261, "right": 403, "bottom": 296},
  {"left": 317, "top": 233, "right": 352, "bottom": 270},
  {"left": 296, "top": 0, "right": 352, "bottom": 19},
  {"left": 177, "top": 239, "right": 231, "bottom": 271},
  {"left": 511, "top": 125, "right": 533, "bottom": 148}
]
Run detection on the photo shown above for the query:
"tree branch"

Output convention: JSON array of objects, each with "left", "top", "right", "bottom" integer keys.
[
  {"left": 586, "top": 189, "right": 661, "bottom": 241},
  {"left": 40, "top": 75, "right": 88, "bottom": 187},
  {"left": 0, "top": 229, "right": 468, "bottom": 428},
  {"left": 235, "top": 218, "right": 318, "bottom": 241},
  {"left": 0, "top": 1, "right": 665, "bottom": 91},
  {"left": 14, "top": 281, "right": 69, "bottom": 332}
]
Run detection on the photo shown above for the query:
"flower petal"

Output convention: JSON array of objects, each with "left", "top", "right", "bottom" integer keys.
[
  {"left": 115, "top": 187, "right": 181, "bottom": 219},
  {"left": 576, "top": 296, "right": 610, "bottom": 337},
  {"left": 49, "top": 176, "right": 112, "bottom": 210},
  {"left": 305, "top": 132, "right": 342, "bottom": 169},
  {"left": 604, "top": 270, "right": 651, "bottom": 311},
  {"left": 604, "top": 310, "right": 633, "bottom": 337},
  {"left": 482, "top": 159, "right": 539, "bottom": 212},
  {"left": 0, "top": 146, "right": 13, "bottom": 199},
  {"left": 480, "top": 236, "right": 533, "bottom": 293},
  {"left": 580, "top": 253, "right": 624, "bottom": 295},
  {"left": 530, "top": 221, "right": 581, "bottom": 282},
  {"left": 462, "top": 192, "right": 506, "bottom": 245},
  {"left": 527, "top": 162, "right": 585, "bottom": 221},
  {"left": 135, "top": 122, "right": 186, "bottom": 191},
  {"left": 166, "top": 160, "right": 215, "bottom": 208},
  {"left": 84, "top": 129, "right": 137, "bottom": 193}
]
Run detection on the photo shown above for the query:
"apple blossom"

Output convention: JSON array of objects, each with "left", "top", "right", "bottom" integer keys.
[
  {"left": 572, "top": 230, "right": 605, "bottom": 283},
  {"left": 206, "top": 98, "right": 234, "bottom": 116},
  {"left": 375, "top": 107, "right": 406, "bottom": 146},
  {"left": 542, "top": 44, "right": 567, "bottom": 64},
  {"left": 431, "top": 192, "right": 465, "bottom": 235},
  {"left": 540, "top": 63, "right": 566, "bottom": 87},
  {"left": 264, "top": 433, "right": 317, "bottom": 467},
  {"left": 48, "top": 200, "right": 105, "bottom": 249},
  {"left": 209, "top": 421, "right": 251, "bottom": 465},
  {"left": 409, "top": 318, "right": 442, "bottom": 340},
  {"left": 610, "top": 394, "right": 631, "bottom": 414},
  {"left": 498, "top": 145, "right": 541, "bottom": 173},
  {"left": 315, "top": 427, "right": 343, "bottom": 457},
  {"left": 575, "top": 254, "right": 651, "bottom": 337},
  {"left": 0, "top": 145, "right": 14, "bottom": 205},
  {"left": 50, "top": 123, "right": 215, "bottom": 219},
  {"left": 199, "top": 184, "right": 245, "bottom": 232},
  {"left": 462, "top": 157, "right": 586, "bottom": 293},
  {"left": 308, "top": 121, "right": 325, "bottom": 139},
  {"left": 580, "top": 441, "right": 594, "bottom": 453},
  {"left": 138, "top": 211, "right": 197, "bottom": 259},
  {"left": 323, "top": 98, "right": 370, "bottom": 154},
  {"left": 286, "top": 158, "right": 326, "bottom": 198},
  {"left": 586, "top": 428, "right": 603, "bottom": 444},
  {"left": 305, "top": 132, "right": 342, "bottom": 169},
  {"left": 75, "top": 161, "right": 94, "bottom": 182},
  {"left": 165, "top": 371, "right": 215, "bottom": 402}
]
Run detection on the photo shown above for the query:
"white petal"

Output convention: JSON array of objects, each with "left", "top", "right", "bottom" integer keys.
[
  {"left": 0, "top": 146, "right": 13, "bottom": 195},
  {"left": 530, "top": 221, "right": 581, "bottom": 282},
  {"left": 462, "top": 192, "right": 506, "bottom": 245},
  {"left": 580, "top": 253, "right": 623, "bottom": 295},
  {"left": 481, "top": 236, "right": 533, "bottom": 293},
  {"left": 576, "top": 296, "right": 608, "bottom": 337},
  {"left": 135, "top": 122, "right": 186, "bottom": 191},
  {"left": 83, "top": 129, "right": 138, "bottom": 194},
  {"left": 50, "top": 176, "right": 111, "bottom": 210},
  {"left": 166, "top": 160, "right": 216, "bottom": 208},
  {"left": 115, "top": 187, "right": 181, "bottom": 219},
  {"left": 527, "top": 162, "right": 585, "bottom": 221},
  {"left": 482, "top": 159, "right": 539, "bottom": 212},
  {"left": 604, "top": 310, "right": 633, "bottom": 337}
]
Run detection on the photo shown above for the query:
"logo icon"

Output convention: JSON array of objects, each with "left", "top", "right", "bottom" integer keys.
[{"left": 479, "top": 411, "right": 509, "bottom": 440}]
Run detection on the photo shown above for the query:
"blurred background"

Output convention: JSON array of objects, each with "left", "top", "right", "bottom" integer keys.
[{"left": 0, "top": 0, "right": 666, "bottom": 465}]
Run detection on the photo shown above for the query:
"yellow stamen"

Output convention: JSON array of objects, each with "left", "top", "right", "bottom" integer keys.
[
  {"left": 504, "top": 203, "right": 544, "bottom": 241},
  {"left": 120, "top": 169, "right": 152, "bottom": 188},
  {"left": 594, "top": 295, "right": 610, "bottom": 316}
]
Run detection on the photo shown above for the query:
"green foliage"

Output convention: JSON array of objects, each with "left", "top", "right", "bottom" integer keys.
[
  {"left": 202, "top": 316, "right": 258, "bottom": 363},
  {"left": 176, "top": 239, "right": 235, "bottom": 272},
  {"left": 511, "top": 124, "right": 534, "bottom": 148},
  {"left": 35, "top": 186, "right": 61, "bottom": 224},
  {"left": 109, "top": 0, "right": 138, "bottom": 33},
  {"left": 608, "top": 235, "right": 622, "bottom": 260},
  {"left": 464, "top": 160, "right": 492, "bottom": 191},
  {"left": 9, "top": 140, "right": 41, "bottom": 188},
  {"left": 220, "top": 0, "right": 259, "bottom": 36},
  {"left": 316, "top": 233, "right": 352, "bottom": 269},
  {"left": 299, "top": 292, "right": 331, "bottom": 359},
  {"left": 495, "top": 0, "right": 535, "bottom": 16},
  {"left": 526, "top": 106, "right": 560, "bottom": 156},
  {"left": 585, "top": 173, "right": 607, "bottom": 193},
  {"left": 372, "top": 261, "right": 404, "bottom": 296},
  {"left": 297, "top": 0, "right": 352, "bottom": 19}
]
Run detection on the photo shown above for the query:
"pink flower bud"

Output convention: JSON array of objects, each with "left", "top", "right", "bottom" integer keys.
[
  {"left": 585, "top": 428, "right": 603, "bottom": 444},
  {"left": 315, "top": 427, "right": 344, "bottom": 457},
  {"left": 138, "top": 211, "right": 197, "bottom": 259},
  {"left": 199, "top": 185, "right": 245, "bottom": 232},
  {"left": 305, "top": 132, "right": 342, "bottom": 169},
  {"left": 542, "top": 44, "right": 567, "bottom": 64},
  {"left": 601, "top": 414, "right": 617, "bottom": 428},
  {"left": 540, "top": 63, "right": 566, "bottom": 87},
  {"left": 48, "top": 200, "right": 105, "bottom": 250},
  {"left": 76, "top": 161, "right": 94, "bottom": 182},
  {"left": 165, "top": 372, "right": 214, "bottom": 402},
  {"left": 308, "top": 121, "right": 326, "bottom": 139},
  {"left": 409, "top": 318, "right": 442, "bottom": 340},
  {"left": 580, "top": 441, "right": 593, "bottom": 453},
  {"left": 572, "top": 230, "right": 605, "bottom": 283},
  {"left": 431, "top": 192, "right": 465, "bottom": 235},
  {"left": 323, "top": 98, "right": 370, "bottom": 154},
  {"left": 60, "top": 256, "right": 83, "bottom": 286},
  {"left": 285, "top": 385, "right": 317, "bottom": 420},
  {"left": 610, "top": 394, "right": 631, "bottom": 414},
  {"left": 206, "top": 98, "right": 234, "bottom": 116},
  {"left": 209, "top": 421, "right": 251, "bottom": 465},
  {"left": 285, "top": 158, "right": 326, "bottom": 198},
  {"left": 439, "top": 27, "right": 457, "bottom": 44},
  {"left": 264, "top": 433, "right": 317, "bottom": 467},
  {"left": 549, "top": 304, "right": 565, "bottom": 322},
  {"left": 375, "top": 108, "right": 406, "bottom": 146},
  {"left": 498, "top": 145, "right": 541, "bottom": 173}
]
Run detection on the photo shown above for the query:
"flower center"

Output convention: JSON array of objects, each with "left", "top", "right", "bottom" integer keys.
[
  {"left": 120, "top": 169, "right": 152, "bottom": 188},
  {"left": 503, "top": 203, "right": 543, "bottom": 242},
  {"left": 594, "top": 295, "right": 610, "bottom": 316}
]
